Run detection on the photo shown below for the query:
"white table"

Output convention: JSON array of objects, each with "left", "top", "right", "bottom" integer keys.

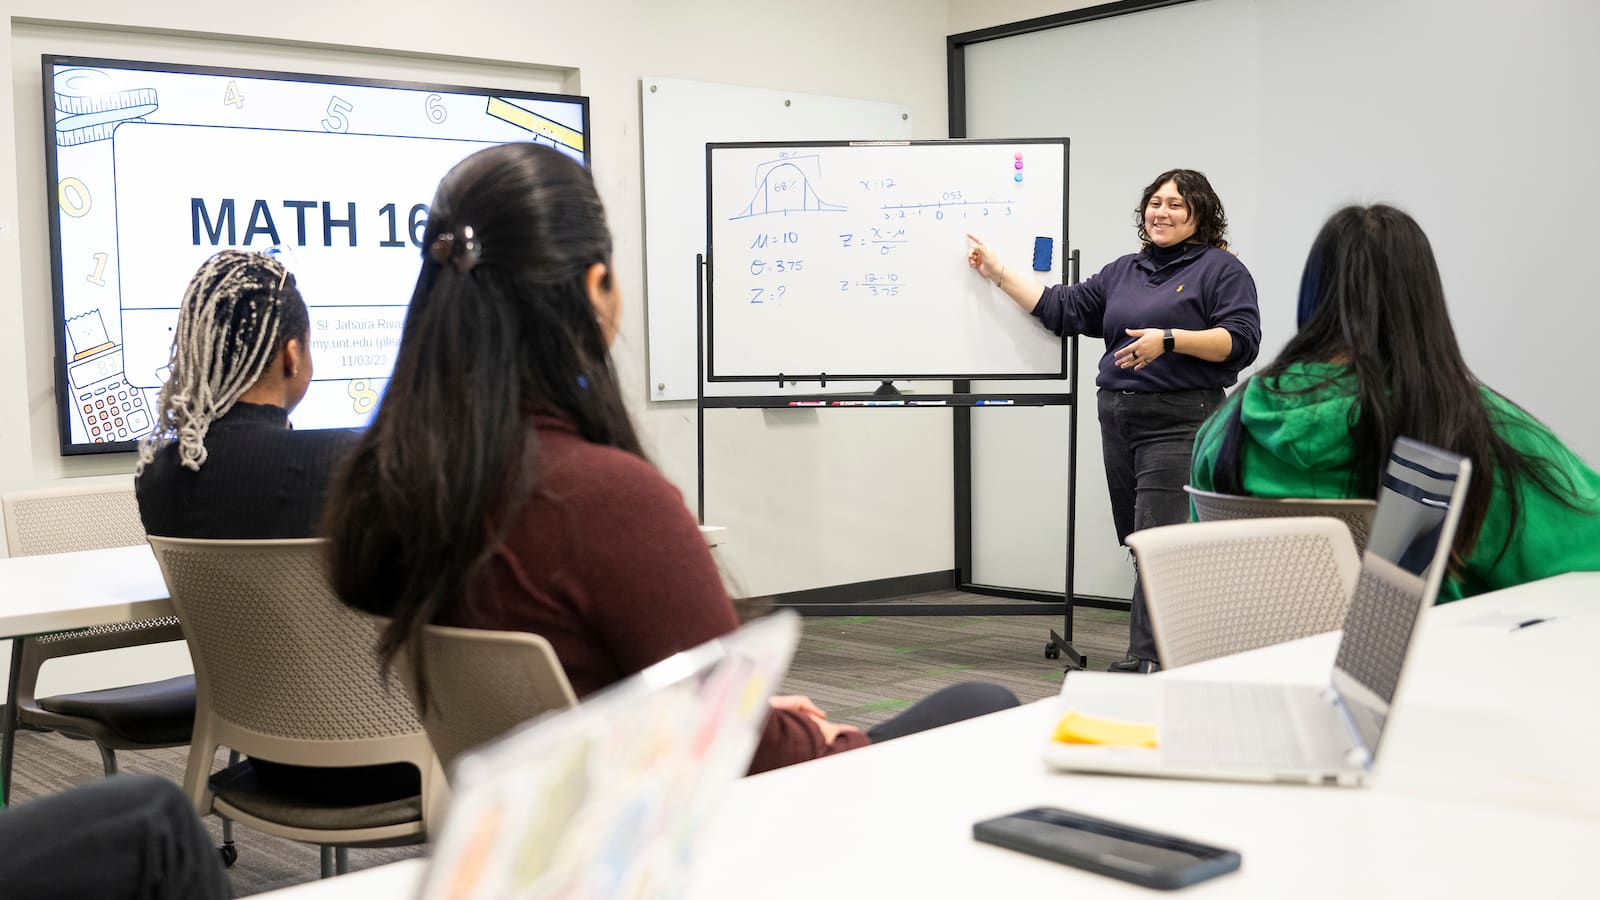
[
  {"left": 0, "top": 544, "right": 171, "bottom": 640},
  {"left": 0, "top": 544, "right": 173, "bottom": 804},
  {"left": 258, "top": 572, "right": 1600, "bottom": 899}
]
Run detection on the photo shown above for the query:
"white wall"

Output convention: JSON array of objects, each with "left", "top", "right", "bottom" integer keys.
[
  {"left": 948, "top": 0, "right": 1104, "bottom": 35},
  {"left": 0, "top": 1, "right": 960, "bottom": 604}
]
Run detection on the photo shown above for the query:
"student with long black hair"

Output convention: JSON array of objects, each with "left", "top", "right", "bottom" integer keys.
[
  {"left": 323, "top": 143, "right": 1016, "bottom": 774},
  {"left": 1192, "top": 204, "right": 1600, "bottom": 600}
]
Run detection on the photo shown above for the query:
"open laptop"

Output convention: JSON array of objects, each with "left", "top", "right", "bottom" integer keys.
[
  {"left": 414, "top": 610, "right": 801, "bottom": 899},
  {"left": 1043, "top": 437, "right": 1471, "bottom": 786}
]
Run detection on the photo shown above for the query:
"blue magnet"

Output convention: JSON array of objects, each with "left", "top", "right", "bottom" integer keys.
[{"left": 1032, "top": 236, "right": 1053, "bottom": 272}]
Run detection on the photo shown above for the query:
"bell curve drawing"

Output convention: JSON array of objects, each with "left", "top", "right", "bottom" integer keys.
[{"left": 728, "top": 154, "right": 847, "bottom": 219}]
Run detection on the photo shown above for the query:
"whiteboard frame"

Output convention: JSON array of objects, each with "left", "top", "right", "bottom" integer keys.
[{"left": 703, "top": 138, "right": 1070, "bottom": 385}]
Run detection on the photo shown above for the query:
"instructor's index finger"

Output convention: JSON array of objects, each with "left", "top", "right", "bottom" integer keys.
[{"left": 966, "top": 232, "right": 985, "bottom": 247}]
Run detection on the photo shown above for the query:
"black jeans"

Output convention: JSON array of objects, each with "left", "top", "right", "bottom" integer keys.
[
  {"left": 1098, "top": 387, "right": 1224, "bottom": 663},
  {"left": 0, "top": 775, "right": 231, "bottom": 899},
  {"left": 866, "top": 682, "right": 1021, "bottom": 743}
]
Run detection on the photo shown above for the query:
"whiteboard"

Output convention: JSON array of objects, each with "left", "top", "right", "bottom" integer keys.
[
  {"left": 706, "top": 140, "right": 1067, "bottom": 382},
  {"left": 640, "top": 77, "right": 912, "bottom": 401}
]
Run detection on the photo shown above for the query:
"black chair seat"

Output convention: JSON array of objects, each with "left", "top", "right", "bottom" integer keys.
[
  {"left": 36, "top": 675, "right": 196, "bottom": 744},
  {"left": 208, "top": 760, "right": 422, "bottom": 832}
]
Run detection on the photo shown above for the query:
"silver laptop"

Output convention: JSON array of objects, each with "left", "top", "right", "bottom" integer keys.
[
  {"left": 1043, "top": 437, "right": 1471, "bottom": 786},
  {"left": 415, "top": 610, "right": 801, "bottom": 899}
]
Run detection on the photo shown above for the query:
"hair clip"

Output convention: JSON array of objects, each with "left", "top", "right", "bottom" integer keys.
[
  {"left": 260, "top": 245, "right": 295, "bottom": 291},
  {"left": 429, "top": 225, "right": 481, "bottom": 273}
]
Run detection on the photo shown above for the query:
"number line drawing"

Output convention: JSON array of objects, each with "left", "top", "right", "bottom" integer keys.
[
  {"left": 730, "top": 156, "right": 847, "bottom": 220},
  {"left": 879, "top": 199, "right": 1015, "bottom": 210}
]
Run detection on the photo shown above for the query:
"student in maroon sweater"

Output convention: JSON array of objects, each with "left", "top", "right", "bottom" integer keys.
[{"left": 323, "top": 143, "right": 1016, "bottom": 773}]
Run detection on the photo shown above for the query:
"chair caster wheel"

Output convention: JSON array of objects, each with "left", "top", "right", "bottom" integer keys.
[
  {"left": 1044, "top": 643, "right": 1060, "bottom": 660},
  {"left": 219, "top": 844, "right": 238, "bottom": 867}
]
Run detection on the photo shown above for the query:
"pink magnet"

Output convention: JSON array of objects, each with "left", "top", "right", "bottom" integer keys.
[{"left": 1014, "top": 160, "right": 1024, "bottom": 170}]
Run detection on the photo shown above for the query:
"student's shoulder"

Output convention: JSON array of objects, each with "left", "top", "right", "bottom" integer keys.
[
  {"left": 1481, "top": 388, "right": 1574, "bottom": 455},
  {"left": 282, "top": 425, "right": 361, "bottom": 457},
  {"left": 1198, "top": 245, "right": 1253, "bottom": 277},
  {"left": 542, "top": 430, "right": 680, "bottom": 506}
]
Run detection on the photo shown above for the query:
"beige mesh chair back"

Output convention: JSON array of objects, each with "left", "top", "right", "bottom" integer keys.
[
  {"left": 1126, "top": 517, "right": 1362, "bottom": 669},
  {"left": 398, "top": 624, "right": 578, "bottom": 773},
  {"left": 1, "top": 479, "right": 191, "bottom": 801},
  {"left": 147, "top": 536, "right": 445, "bottom": 870},
  {"left": 1185, "top": 485, "right": 1379, "bottom": 554}
]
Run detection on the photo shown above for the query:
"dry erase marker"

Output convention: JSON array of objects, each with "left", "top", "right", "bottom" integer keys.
[
  {"left": 831, "top": 401, "right": 867, "bottom": 406},
  {"left": 787, "top": 401, "right": 826, "bottom": 407},
  {"left": 907, "top": 400, "right": 948, "bottom": 406},
  {"left": 976, "top": 399, "right": 1014, "bottom": 405}
]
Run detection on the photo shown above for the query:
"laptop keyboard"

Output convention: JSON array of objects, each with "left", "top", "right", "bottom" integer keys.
[{"left": 1159, "top": 682, "right": 1312, "bottom": 769}]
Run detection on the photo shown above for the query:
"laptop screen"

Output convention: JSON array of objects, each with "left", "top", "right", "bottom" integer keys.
[
  {"left": 416, "top": 611, "right": 801, "bottom": 900},
  {"left": 1331, "top": 438, "right": 1471, "bottom": 753}
]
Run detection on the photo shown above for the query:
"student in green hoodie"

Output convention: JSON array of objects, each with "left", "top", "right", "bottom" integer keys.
[{"left": 1191, "top": 204, "right": 1600, "bottom": 601}]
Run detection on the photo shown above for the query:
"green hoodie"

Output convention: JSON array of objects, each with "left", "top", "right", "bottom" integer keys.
[{"left": 1191, "top": 361, "right": 1600, "bottom": 602}]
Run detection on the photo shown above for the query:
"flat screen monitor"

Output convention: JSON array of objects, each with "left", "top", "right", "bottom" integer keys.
[{"left": 42, "top": 54, "right": 590, "bottom": 454}]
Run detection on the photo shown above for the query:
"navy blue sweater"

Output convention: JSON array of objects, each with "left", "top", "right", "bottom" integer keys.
[{"left": 1032, "top": 243, "right": 1261, "bottom": 392}]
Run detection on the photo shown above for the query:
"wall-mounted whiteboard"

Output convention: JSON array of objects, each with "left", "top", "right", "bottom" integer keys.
[
  {"left": 640, "top": 77, "right": 912, "bottom": 401},
  {"left": 706, "top": 139, "right": 1067, "bottom": 382}
]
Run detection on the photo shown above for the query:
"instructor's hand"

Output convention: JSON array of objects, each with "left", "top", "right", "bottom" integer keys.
[
  {"left": 1115, "top": 327, "right": 1166, "bottom": 371},
  {"left": 966, "top": 233, "right": 1000, "bottom": 284}
]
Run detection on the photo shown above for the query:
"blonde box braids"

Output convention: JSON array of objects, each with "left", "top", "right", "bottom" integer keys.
[{"left": 136, "top": 250, "right": 296, "bottom": 473}]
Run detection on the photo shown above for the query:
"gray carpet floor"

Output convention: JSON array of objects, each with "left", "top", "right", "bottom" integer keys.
[{"left": 5, "top": 598, "right": 1129, "bottom": 896}]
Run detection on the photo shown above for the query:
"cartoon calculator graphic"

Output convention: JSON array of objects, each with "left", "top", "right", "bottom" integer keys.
[{"left": 65, "top": 309, "right": 151, "bottom": 444}]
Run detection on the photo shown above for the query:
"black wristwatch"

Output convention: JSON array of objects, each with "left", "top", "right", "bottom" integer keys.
[{"left": 1163, "top": 328, "right": 1175, "bottom": 353}]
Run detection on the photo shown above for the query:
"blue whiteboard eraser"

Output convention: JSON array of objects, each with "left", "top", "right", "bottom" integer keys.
[{"left": 1032, "top": 237, "right": 1053, "bottom": 272}]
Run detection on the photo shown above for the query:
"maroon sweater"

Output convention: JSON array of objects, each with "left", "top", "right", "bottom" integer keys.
[{"left": 446, "top": 414, "right": 869, "bottom": 773}]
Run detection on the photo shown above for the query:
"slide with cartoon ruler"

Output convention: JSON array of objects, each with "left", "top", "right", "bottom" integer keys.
[{"left": 48, "top": 60, "right": 586, "bottom": 445}]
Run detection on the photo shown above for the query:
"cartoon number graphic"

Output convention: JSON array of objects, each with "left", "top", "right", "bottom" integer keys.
[
  {"left": 87, "top": 252, "right": 109, "bottom": 286},
  {"left": 321, "top": 96, "right": 353, "bottom": 133},
  {"left": 58, "top": 177, "right": 92, "bottom": 217},
  {"left": 223, "top": 80, "right": 245, "bottom": 108},
  {"left": 348, "top": 379, "right": 378, "bottom": 415},
  {"left": 425, "top": 93, "right": 447, "bottom": 124}
]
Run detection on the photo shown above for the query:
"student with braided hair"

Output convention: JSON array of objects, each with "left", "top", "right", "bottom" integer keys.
[
  {"left": 136, "top": 249, "right": 352, "bottom": 538},
  {"left": 136, "top": 249, "right": 417, "bottom": 806}
]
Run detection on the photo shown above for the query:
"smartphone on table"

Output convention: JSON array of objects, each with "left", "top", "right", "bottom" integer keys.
[{"left": 972, "top": 806, "right": 1240, "bottom": 890}]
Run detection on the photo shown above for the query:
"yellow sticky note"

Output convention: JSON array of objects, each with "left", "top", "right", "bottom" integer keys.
[{"left": 1052, "top": 710, "right": 1158, "bottom": 747}]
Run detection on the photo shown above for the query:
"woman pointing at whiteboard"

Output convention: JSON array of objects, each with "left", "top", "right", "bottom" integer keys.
[{"left": 967, "top": 168, "right": 1260, "bottom": 673}]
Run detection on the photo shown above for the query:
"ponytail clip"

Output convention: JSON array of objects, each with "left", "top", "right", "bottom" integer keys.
[{"left": 429, "top": 225, "right": 481, "bottom": 273}]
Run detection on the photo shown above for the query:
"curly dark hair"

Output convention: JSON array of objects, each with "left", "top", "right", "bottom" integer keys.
[{"left": 1134, "top": 168, "right": 1229, "bottom": 250}]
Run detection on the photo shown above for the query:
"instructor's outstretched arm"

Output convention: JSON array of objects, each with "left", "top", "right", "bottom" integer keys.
[{"left": 967, "top": 233, "right": 1044, "bottom": 314}]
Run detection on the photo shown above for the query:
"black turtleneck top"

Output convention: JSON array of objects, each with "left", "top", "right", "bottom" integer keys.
[{"left": 135, "top": 402, "right": 358, "bottom": 539}]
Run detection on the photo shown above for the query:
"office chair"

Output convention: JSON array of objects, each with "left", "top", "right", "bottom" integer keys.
[
  {"left": 1127, "top": 517, "right": 1361, "bottom": 669},
  {"left": 1185, "top": 485, "right": 1378, "bottom": 554},
  {"left": 1, "top": 480, "right": 193, "bottom": 802},
  {"left": 397, "top": 623, "right": 578, "bottom": 773},
  {"left": 149, "top": 536, "right": 445, "bottom": 878}
]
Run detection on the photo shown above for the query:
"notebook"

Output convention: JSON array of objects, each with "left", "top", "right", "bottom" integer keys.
[
  {"left": 1043, "top": 437, "right": 1471, "bottom": 786},
  {"left": 415, "top": 610, "right": 801, "bottom": 899}
]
